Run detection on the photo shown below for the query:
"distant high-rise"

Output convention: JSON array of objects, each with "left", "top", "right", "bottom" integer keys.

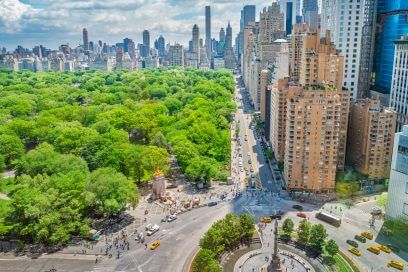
[
  {"left": 225, "top": 22, "right": 232, "bottom": 48},
  {"left": 205, "top": 6, "right": 211, "bottom": 57},
  {"left": 302, "top": 0, "right": 318, "bottom": 29},
  {"left": 224, "top": 22, "right": 236, "bottom": 69},
  {"left": 191, "top": 24, "right": 200, "bottom": 68},
  {"left": 169, "top": 43, "right": 184, "bottom": 66},
  {"left": 373, "top": 0, "right": 408, "bottom": 95},
  {"left": 157, "top": 35, "right": 165, "bottom": 57},
  {"left": 390, "top": 35, "right": 408, "bottom": 131},
  {"left": 123, "top": 38, "right": 131, "bottom": 53},
  {"left": 285, "top": 2, "right": 294, "bottom": 35},
  {"left": 219, "top": 28, "right": 225, "bottom": 42},
  {"left": 83, "top": 28, "right": 89, "bottom": 51},
  {"left": 142, "top": 30, "right": 150, "bottom": 57},
  {"left": 237, "top": 5, "right": 256, "bottom": 61}
]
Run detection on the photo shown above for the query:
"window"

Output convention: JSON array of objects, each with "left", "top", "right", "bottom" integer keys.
[{"left": 406, "top": 182, "right": 408, "bottom": 194}]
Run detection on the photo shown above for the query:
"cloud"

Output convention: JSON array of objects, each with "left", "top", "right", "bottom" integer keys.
[{"left": 0, "top": 0, "right": 271, "bottom": 49}]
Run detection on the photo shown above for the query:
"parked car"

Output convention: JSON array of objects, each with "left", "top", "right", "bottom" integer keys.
[
  {"left": 150, "top": 241, "right": 160, "bottom": 250},
  {"left": 348, "top": 247, "right": 361, "bottom": 256},
  {"left": 346, "top": 240, "right": 358, "bottom": 248},
  {"left": 146, "top": 224, "right": 160, "bottom": 236},
  {"left": 292, "top": 205, "right": 303, "bottom": 211},
  {"left": 297, "top": 212, "right": 307, "bottom": 218},
  {"left": 354, "top": 235, "right": 366, "bottom": 243}
]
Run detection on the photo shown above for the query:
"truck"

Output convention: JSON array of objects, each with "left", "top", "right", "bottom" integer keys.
[
  {"left": 315, "top": 211, "right": 341, "bottom": 227},
  {"left": 146, "top": 224, "right": 160, "bottom": 236}
]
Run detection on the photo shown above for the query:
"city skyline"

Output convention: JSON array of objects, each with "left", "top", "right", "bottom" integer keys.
[{"left": 0, "top": 0, "right": 272, "bottom": 49}]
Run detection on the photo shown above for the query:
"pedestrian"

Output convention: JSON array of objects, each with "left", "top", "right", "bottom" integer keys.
[{"left": 145, "top": 243, "right": 147, "bottom": 249}]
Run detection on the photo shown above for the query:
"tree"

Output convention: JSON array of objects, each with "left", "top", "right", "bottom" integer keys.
[
  {"left": 0, "top": 134, "right": 25, "bottom": 166},
  {"left": 239, "top": 213, "right": 255, "bottom": 239},
  {"left": 199, "top": 227, "right": 225, "bottom": 257},
  {"left": 85, "top": 167, "right": 139, "bottom": 216},
  {"left": 185, "top": 156, "right": 218, "bottom": 186},
  {"left": 309, "top": 224, "right": 328, "bottom": 253},
  {"left": 193, "top": 249, "right": 221, "bottom": 272},
  {"left": 297, "top": 219, "right": 311, "bottom": 244},
  {"left": 376, "top": 193, "right": 387, "bottom": 208},
  {"left": 282, "top": 218, "right": 294, "bottom": 234},
  {"left": 152, "top": 131, "right": 167, "bottom": 148},
  {"left": 325, "top": 239, "right": 339, "bottom": 257}
]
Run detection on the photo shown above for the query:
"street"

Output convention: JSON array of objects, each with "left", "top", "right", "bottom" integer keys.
[{"left": 0, "top": 74, "right": 406, "bottom": 272}]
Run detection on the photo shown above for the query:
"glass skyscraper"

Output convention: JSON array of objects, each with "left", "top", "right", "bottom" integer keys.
[{"left": 373, "top": 0, "right": 408, "bottom": 94}]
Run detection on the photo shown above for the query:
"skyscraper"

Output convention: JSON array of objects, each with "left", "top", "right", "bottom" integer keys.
[
  {"left": 157, "top": 35, "right": 165, "bottom": 57},
  {"left": 225, "top": 22, "right": 232, "bottom": 48},
  {"left": 386, "top": 125, "right": 408, "bottom": 219},
  {"left": 83, "top": 28, "right": 89, "bottom": 51},
  {"left": 224, "top": 22, "right": 236, "bottom": 69},
  {"left": 321, "top": 0, "right": 377, "bottom": 99},
  {"left": 142, "top": 30, "right": 150, "bottom": 57},
  {"left": 191, "top": 24, "right": 200, "bottom": 68},
  {"left": 389, "top": 35, "right": 408, "bottom": 131},
  {"left": 205, "top": 6, "right": 211, "bottom": 57},
  {"left": 302, "top": 0, "right": 318, "bottom": 29},
  {"left": 219, "top": 28, "right": 225, "bottom": 43},
  {"left": 237, "top": 5, "right": 256, "bottom": 61},
  {"left": 373, "top": 0, "right": 408, "bottom": 95},
  {"left": 285, "top": 2, "right": 294, "bottom": 35}
]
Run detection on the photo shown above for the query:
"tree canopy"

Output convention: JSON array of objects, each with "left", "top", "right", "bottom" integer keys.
[{"left": 0, "top": 68, "right": 235, "bottom": 245}]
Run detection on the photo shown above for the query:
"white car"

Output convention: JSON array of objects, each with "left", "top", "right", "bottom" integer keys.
[
  {"left": 167, "top": 215, "right": 177, "bottom": 222},
  {"left": 247, "top": 152, "right": 251, "bottom": 156}
]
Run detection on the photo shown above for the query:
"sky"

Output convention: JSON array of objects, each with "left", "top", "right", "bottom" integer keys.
[{"left": 0, "top": 0, "right": 271, "bottom": 50}]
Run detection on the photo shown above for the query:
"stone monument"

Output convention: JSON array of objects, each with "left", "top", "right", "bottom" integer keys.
[
  {"left": 152, "top": 169, "right": 166, "bottom": 200},
  {"left": 268, "top": 220, "right": 282, "bottom": 272}
]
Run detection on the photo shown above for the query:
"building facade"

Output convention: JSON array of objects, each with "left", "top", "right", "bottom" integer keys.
[
  {"left": 373, "top": 0, "right": 408, "bottom": 95},
  {"left": 205, "top": 6, "right": 211, "bottom": 57},
  {"left": 389, "top": 35, "right": 408, "bottom": 132},
  {"left": 169, "top": 44, "right": 184, "bottom": 66},
  {"left": 347, "top": 98, "right": 396, "bottom": 179},
  {"left": 386, "top": 125, "right": 408, "bottom": 219}
]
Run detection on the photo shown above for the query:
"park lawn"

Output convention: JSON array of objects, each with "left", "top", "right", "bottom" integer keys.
[{"left": 333, "top": 254, "right": 354, "bottom": 272}]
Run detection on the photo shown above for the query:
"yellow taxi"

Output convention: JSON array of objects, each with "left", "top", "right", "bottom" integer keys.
[
  {"left": 387, "top": 260, "right": 404, "bottom": 271},
  {"left": 244, "top": 166, "right": 249, "bottom": 171},
  {"left": 260, "top": 217, "right": 272, "bottom": 223},
  {"left": 150, "top": 241, "right": 160, "bottom": 250},
  {"left": 379, "top": 245, "right": 391, "bottom": 253},
  {"left": 348, "top": 247, "right": 361, "bottom": 256},
  {"left": 367, "top": 246, "right": 380, "bottom": 255},
  {"left": 361, "top": 231, "right": 374, "bottom": 240}
]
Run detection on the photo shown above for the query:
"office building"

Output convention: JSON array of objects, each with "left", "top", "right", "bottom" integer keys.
[
  {"left": 259, "top": 3, "right": 285, "bottom": 45},
  {"left": 237, "top": 5, "right": 256, "bottom": 62},
  {"left": 280, "top": 1, "right": 297, "bottom": 36},
  {"left": 116, "top": 48, "right": 123, "bottom": 69},
  {"left": 224, "top": 22, "right": 236, "bottom": 69},
  {"left": 390, "top": 35, "right": 408, "bottom": 131},
  {"left": 302, "top": 0, "right": 318, "bottom": 30},
  {"left": 386, "top": 125, "right": 408, "bottom": 219},
  {"left": 321, "top": 0, "right": 377, "bottom": 99},
  {"left": 205, "top": 6, "right": 211, "bottom": 57},
  {"left": 157, "top": 36, "right": 165, "bottom": 57},
  {"left": 83, "top": 28, "right": 89, "bottom": 51},
  {"left": 142, "top": 30, "right": 150, "bottom": 57},
  {"left": 191, "top": 24, "right": 200, "bottom": 68},
  {"left": 219, "top": 28, "right": 225, "bottom": 42},
  {"left": 374, "top": 0, "right": 408, "bottom": 95},
  {"left": 347, "top": 98, "right": 396, "bottom": 179},
  {"left": 169, "top": 44, "right": 184, "bottom": 67}
]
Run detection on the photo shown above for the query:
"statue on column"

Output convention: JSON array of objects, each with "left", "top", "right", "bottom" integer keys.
[{"left": 268, "top": 220, "right": 282, "bottom": 272}]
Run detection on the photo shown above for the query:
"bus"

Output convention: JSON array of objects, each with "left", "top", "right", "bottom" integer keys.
[{"left": 315, "top": 211, "right": 341, "bottom": 227}]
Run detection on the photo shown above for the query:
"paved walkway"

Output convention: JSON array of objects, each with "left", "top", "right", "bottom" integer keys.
[{"left": 234, "top": 223, "right": 315, "bottom": 272}]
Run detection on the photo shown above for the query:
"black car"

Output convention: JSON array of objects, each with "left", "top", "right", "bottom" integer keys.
[
  {"left": 387, "top": 244, "right": 400, "bottom": 253},
  {"left": 270, "top": 214, "right": 282, "bottom": 220},
  {"left": 354, "top": 235, "right": 366, "bottom": 243},
  {"left": 292, "top": 205, "right": 303, "bottom": 211}
]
